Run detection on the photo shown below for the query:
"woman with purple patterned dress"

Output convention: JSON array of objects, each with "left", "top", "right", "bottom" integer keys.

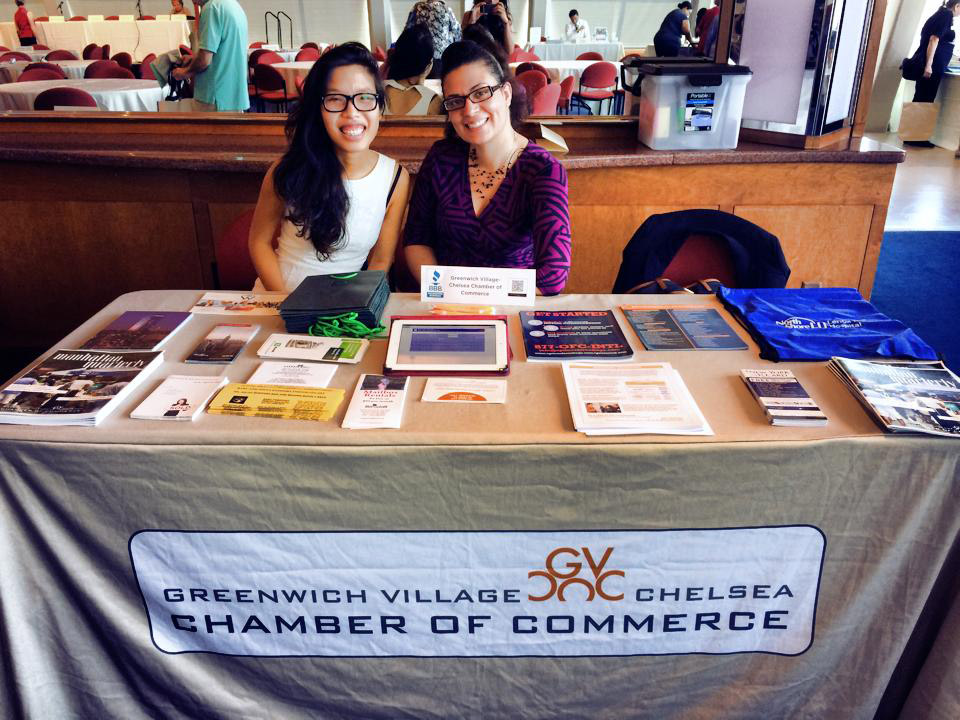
[{"left": 403, "top": 39, "right": 572, "bottom": 295}]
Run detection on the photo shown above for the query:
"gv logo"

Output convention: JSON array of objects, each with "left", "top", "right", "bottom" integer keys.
[{"left": 528, "top": 547, "right": 625, "bottom": 602}]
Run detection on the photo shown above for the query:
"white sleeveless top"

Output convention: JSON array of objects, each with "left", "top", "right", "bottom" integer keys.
[
  {"left": 255, "top": 153, "right": 398, "bottom": 292},
  {"left": 384, "top": 79, "right": 438, "bottom": 115}
]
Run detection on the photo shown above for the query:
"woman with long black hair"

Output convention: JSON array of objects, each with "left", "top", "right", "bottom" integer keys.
[
  {"left": 910, "top": 0, "right": 959, "bottom": 102},
  {"left": 249, "top": 43, "right": 410, "bottom": 291}
]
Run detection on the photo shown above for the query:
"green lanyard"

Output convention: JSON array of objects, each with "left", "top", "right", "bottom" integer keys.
[{"left": 307, "top": 312, "right": 385, "bottom": 339}]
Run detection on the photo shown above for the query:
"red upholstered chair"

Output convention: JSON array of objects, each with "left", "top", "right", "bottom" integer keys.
[
  {"left": 620, "top": 53, "right": 643, "bottom": 63},
  {"left": 295, "top": 75, "right": 305, "bottom": 95},
  {"left": 111, "top": 52, "right": 133, "bottom": 70},
  {"left": 571, "top": 61, "right": 618, "bottom": 115},
  {"left": 179, "top": 44, "right": 192, "bottom": 57},
  {"left": 508, "top": 48, "right": 539, "bottom": 63},
  {"left": 141, "top": 15, "right": 156, "bottom": 20},
  {"left": 530, "top": 82, "right": 561, "bottom": 116},
  {"left": 249, "top": 41, "right": 265, "bottom": 49},
  {"left": 557, "top": 75, "right": 574, "bottom": 114},
  {"left": 214, "top": 209, "right": 280, "bottom": 289},
  {"left": 0, "top": 46, "right": 8, "bottom": 52},
  {"left": 32, "top": 44, "right": 50, "bottom": 50},
  {"left": 35, "top": 17, "right": 49, "bottom": 22},
  {"left": 139, "top": 53, "right": 157, "bottom": 82},
  {"left": 252, "top": 63, "right": 289, "bottom": 111},
  {"left": 82, "top": 43, "right": 98, "bottom": 59},
  {"left": 255, "top": 50, "right": 284, "bottom": 65},
  {"left": 321, "top": 44, "right": 336, "bottom": 56},
  {"left": 0, "top": 51, "right": 31, "bottom": 62},
  {"left": 18, "top": 68, "right": 66, "bottom": 82},
  {"left": 100, "top": 44, "right": 110, "bottom": 60},
  {"left": 69, "top": 16, "right": 87, "bottom": 21},
  {"left": 373, "top": 45, "right": 387, "bottom": 62},
  {"left": 660, "top": 234, "right": 738, "bottom": 288},
  {"left": 294, "top": 48, "right": 319, "bottom": 62},
  {"left": 516, "top": 70, "right": 547, "bottom": 100},
  {"left": 515, "top": 62, "right": 549, "bottom": 82},
  {"left": 106, "top": 15, "right": 120, "bottom": 21},
  {"left": 23, "top": 62, "right": 67, "bottom": 77},
  {"left": 248, "top": 48, "right": 269, "bottom": 67},
  {"left": 45, "top": 49, "right": 78, "bottom": 60},
  {"left": 576, "top": 51, "right": 604, "bottom": 61},
  {"left": 84, "top": 60, "right": 134, "bottom": 79},
  {"left": 34, "top": 87, "right": 98, "bottom": 110},
  {"left": 301, "top": 42, "right": 319, "bottom": 50}
]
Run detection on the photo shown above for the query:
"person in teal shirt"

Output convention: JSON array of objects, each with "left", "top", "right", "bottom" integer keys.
[{"left": 173, "top": 0, "right": 249, "bottom": 111}]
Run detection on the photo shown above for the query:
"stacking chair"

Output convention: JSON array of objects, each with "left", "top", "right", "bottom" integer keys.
[
  {"left": 255, "top": 50, "right": 285, "bottom": 65},
  {"left": 69, "top": 16, "right": 87, "bottom": 21},
  {"left": 556, "top": 75, "right": 574, "bottom": 114},
  {"left": 515, "top": 62, "right": 549, "bottom": 82},
  {"left": 84, "top": 60, "right": 134, "bottom": 79},
  {"left": 294, "top": 48, "right": 319, "bottom": 62},
  {"left": 33, "top": 44, "right": 50, "bottom": 50},
  {"left": 373, "top": 45, "right": 387, "bottom": 62},
  {"left": 576, "top": 51, "right": 604, "bottom": 61},
  {"left": 141, "top": 15, "right": 156, "bottom": 20},
  {"left": 0, "top": 51, "right": 31, "bottom": 62},
  {"left": 249, "top": 41, "right": 265, "bottom": 49},
  {"left": 34, "top": 87, "right": 98, "bottom": 110},
  {"left": 111, "top": 52, "right": 133, "bottom": 70},
  {"left": 82, "top": 43, "right": 98, "bottom": 59},
  {"left": 508, "top": 48, "right": 539, "bottom": 63},
  {"left": 214, "top": 209, "right": 279, "bottom": 289},
  {"left": 301, "top": 42, "right": 319, "bottom": 50},
  {"left": 516, "top": 70, "right": 547, "bottom": 100},
  {"left": 17, "top": 68, "right": 66, "bottom": 82},
  {"left": 139, "top": 53, "right": 157, "bottom": 82},
  {"left": 252, "top": 64, "right": 289, "bottom": 112},
  {"left": 106, "top": 15, "right": 120, "bottom": 21},
  {"left": 34, "top": 17, "right": 48, "bottom": 22},
  {"left": 571, "top": 61, "right": 618, "bottom": 115},
  {"left": 45, "top": 49, "right": 78, "bottom": 60},
  {"left": 530, "top": 83, "right": 561, "bottom": 116},
  {"left": 25, "top": 62, "right": 66, "bottom": 75}
]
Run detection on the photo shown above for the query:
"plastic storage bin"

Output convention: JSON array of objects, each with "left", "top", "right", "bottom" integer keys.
[{"left": 637, "top": 63, "right": 752, "bottom": 150}]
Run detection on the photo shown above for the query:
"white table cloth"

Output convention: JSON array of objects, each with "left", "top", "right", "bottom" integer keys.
[
  {"left": 248, "top": 47, "right": 302, "bottom": 62},
  {"left": 0, "top": 59, "right": 96, "bottom": 83},
  {"left": 35, "top": 19, "right": 189, "bottom": 62},
  {"left": 0, "top": 48, "right": 49, "bottom": 61},
  {"left": 527, "top": 41, "right": 624, "bottom": 62},
  {"left": 0, "top": 21, "right": 19, "bottom": 50},
  {"left": 0, "top": 78, "right": 165, "bottom": 111}
]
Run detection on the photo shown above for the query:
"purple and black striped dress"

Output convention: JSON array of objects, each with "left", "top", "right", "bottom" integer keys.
[{"left": 403, "top": 139, "right": 572, "bottom": 295}]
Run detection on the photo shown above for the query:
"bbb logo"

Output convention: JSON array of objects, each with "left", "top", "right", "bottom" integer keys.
[
  {"left": 426, "top": 269, "right": 444, "bottom": 298},
  {"left": 528, "top": 547, "right": 625, "bottom": 602}
]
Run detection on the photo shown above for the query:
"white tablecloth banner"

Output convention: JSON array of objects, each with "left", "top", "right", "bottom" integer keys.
[
  {"left": 0, "top": 21, "right": 19, "bottom": 50},
  {"left": 35, "top": 19, "right": 189, "bottom": 62},
  {"left": 527, "top": 41, "right": 625, "bottom": 62},
  {"left": 0, "top": 59, "right": 96, "bottom": 84},
  {"left": 0, "top": 78, "right": 165, "bottom": 111}
]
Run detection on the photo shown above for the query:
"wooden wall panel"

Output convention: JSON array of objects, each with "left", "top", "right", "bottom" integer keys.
[
  {"left": 733, "top": 205, "right": 876, "bottom": 289},
  {"left": 0, "top": 200, "right": 199, "bottom": 347},
  {"left": 567, "top": 205, "right": 719, "bottom": 294}
]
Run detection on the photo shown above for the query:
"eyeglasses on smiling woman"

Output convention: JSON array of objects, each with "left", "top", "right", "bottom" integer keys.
[
  {"left": 321, "top": 92, "right": 383, "bottom": 112},
  {"left": 441, "top": 83, "right": 506, "bottom": 112}
]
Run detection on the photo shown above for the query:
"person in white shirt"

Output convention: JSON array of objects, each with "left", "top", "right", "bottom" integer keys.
[{"left": 564, "top": 9, "right": 589, "bottom": 42}]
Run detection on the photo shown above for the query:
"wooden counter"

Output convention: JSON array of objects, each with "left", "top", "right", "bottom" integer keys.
[{"left": 0, "top": 113, "right": 903, "bottom": 356}]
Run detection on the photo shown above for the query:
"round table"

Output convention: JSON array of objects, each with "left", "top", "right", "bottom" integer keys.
[
  {"left": 0, "top": 59, "right": 97, "bottom": 84},
  {"left": 0, "top": 78, "right": 166, "bottom": 111},
  {"left": 1, "top": 48, "right": 50, "bottom": 62},
  {"left": 273, "top": 61, "right": 314, "bottom": 95},
  {"left": 526, "top": 41, "right": 624, "bottom": 62}
]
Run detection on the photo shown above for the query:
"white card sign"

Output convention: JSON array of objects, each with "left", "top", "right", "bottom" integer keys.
[{"left": 421, "top": 265, "right": 536, "bottom": 307}]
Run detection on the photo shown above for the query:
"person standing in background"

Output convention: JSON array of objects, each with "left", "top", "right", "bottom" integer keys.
[
  {"left": 170, "top": 0, "right": 191, "bottom": 17},
  {"left": 695, "top": 0, "right": 720, "bottom": 57},
  {"left": 13, "top": 0, "right": 36, "bottom": 47},
  {"left": 172, "top": 0, "right": 249, "bottom": 112},
  {"left": 405, "top": 0, "right": 461, "bottom": 77},
  {"left": 564, "top": 9, "right": 589, "bottom": 42},
  {"left": 463, "top": 0, "right": 514, "bottom": 54},
  {"left": 654, "top": 2, "right": 695, "bottom": 57},
  {"left": 910, "top": 0, "right": 959, "bottom": 102}
]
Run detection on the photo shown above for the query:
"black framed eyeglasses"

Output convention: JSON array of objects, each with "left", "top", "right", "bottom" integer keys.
[
  {"left": 321, "top": 92, "right": 381, "bottom": 112},
  {"left": 442, "top": 83, "right": 504, "bottom": 112}
]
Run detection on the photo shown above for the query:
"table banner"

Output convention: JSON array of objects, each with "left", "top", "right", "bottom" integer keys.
[{"left": 131, "top": 526, "right": 825, "bottom": 657}]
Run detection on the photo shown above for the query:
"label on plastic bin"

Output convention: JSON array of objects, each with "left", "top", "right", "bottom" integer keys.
[{"left": 684, "top": 92, "right": 715, "bottom": 132}]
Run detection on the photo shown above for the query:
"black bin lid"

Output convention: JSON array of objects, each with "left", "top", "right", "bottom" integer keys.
[{"left": 639, "top": 62, "right": 752, "bottom": 76}]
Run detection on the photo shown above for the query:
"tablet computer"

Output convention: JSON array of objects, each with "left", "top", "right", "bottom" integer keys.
[{"left": 385, "top": 318, "right": 509, "bottom": 373}]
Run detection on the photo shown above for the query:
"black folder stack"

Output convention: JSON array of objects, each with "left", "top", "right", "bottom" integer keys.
[{"left": 279, "top": 271, "right": 391, "bottom": 334}]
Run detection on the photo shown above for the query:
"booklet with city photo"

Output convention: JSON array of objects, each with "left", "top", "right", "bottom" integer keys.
[
  {"left": 130, "top": 374, "right": 228, "bottom": 421},
  {"left": 80, "top": 310, "right": 191, "bottom": 351},
  {"left": 186, "top": 324, "right": 258, "bottom": 364}
]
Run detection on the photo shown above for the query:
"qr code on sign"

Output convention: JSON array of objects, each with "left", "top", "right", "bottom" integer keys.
[{"left": 511, "top": 280, "right": 525, "bottom": 293}]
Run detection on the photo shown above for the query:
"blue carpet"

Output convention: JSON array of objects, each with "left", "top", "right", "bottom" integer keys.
[{"left": 871, "top": 231, "right": 960, "bottom": 372}]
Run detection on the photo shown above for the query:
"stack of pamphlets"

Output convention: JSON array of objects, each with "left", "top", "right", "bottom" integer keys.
[
  {"left": 279, "top": 271, "right": 390, "bottom": 334},
  {"left": 185, "top": 324, "right": 258, "bottom": 364},
  {"left": 0, "top": 349, "right": 163, "bottom": 426},
  {"left": 246, "top": 361, "right": 337, "bottom": 387},
  {"left": 621, "top": 305, "right": 746, "bottom": 350},
  {"left": 190, "top": 292, "right": 286, "bottom": 315},
  {"left": 561, "top": 362, "right": 712, "bottom": 436},
  {"left": 342, "top": 374, "right": 409, "bottom": 429},
  {"left": 130, "top": 375, "right": 228, "bottom": 421},
  {"left": 206, "top": 383, "right": 345, "bottom": 421},
  {"left": 829, "top": 357, "right": 960, "bottom": 437},
  {"left": 80, "top": 311, "right": 191, "bottom": 351},
  {"left": 740, "top": 369, "right": 827, "bottom": 426},
  {"left": 717, "top": 287, "right": 938, "bottom": 361},
  {"left": 256, "top": 334, "right": 369, "bottom": 364},
  {"left": 519, "top": 310, "right": 633, "bottom": 361}
]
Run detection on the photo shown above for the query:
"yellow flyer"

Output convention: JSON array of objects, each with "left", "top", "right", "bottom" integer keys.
[{"left": 206, "top": 383, "right": 344, "bottom": 421}]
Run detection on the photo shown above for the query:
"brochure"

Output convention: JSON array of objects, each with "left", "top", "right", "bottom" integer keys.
[
  {"left": 257, "top": 333, "right": 369, "bottom": 364},
  {"left": 561, "top": 362, "right": 712, "bottom": 436},
  {"left": 621, "top": 306, "right": 747, "bottom": 350},
  {"left": 740, "top": 369, "right": 827, "bottom": 426},
  {"left": 422, "top": 377, "right": 507, "bottom": 403},
  {"left": 520, "top": 310, "right": 634, "bottom": 361},
  {"left": 206, "top": 383, "right": 344, "bottom": 421},
  {"left": 130, "top": 374, "right": 228, "bottom": 421},
  {"left": 190, "top": 292, "right": 287, "bottom": 316},
  {"left": 186, "top": 324, "right": 258, "bottom": 364},
  {"left": 80, "top": 310, "right": 191, "bottom": 351},
  {"left": 341, "top": 374, "right": 409, "bottom": 429},
  {"left": 246, "top": 361, "right": 337, "bottom": 388},
  {"left": 0, "top": 349, "right": 163, "bottom": 426},
  {"left": 829, "top": 357, "right": 960, "bottom": 437}
]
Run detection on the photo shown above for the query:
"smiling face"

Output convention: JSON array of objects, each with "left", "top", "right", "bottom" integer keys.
[
  {"left": 321, "top": 64, "right": 381, "bottom": 157},
  {"left": 443, "top": 61, "right": 512, "bottom": 148}
]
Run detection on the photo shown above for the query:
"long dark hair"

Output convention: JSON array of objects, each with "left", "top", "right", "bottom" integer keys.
[
  {"left": 273, "top": 42, "right": 385, "bottom": 261},
  {"left": 388, "top": 23, "right": 434, "bottom": 80},
  {"left": 440, "top": 34, "right": 525, "bottom": 142}
]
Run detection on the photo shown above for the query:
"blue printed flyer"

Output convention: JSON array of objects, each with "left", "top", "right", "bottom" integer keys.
[
  {"left": 621, "top": 306, "right": 747, "bottom": 351},
  {"left": 520, "top": 311, "right": 634, "bottom": 362}
]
